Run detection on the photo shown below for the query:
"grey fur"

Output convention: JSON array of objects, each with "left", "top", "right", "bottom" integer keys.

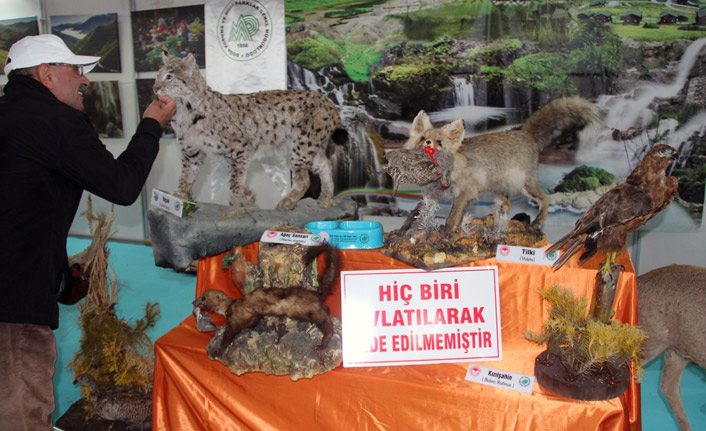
[{"left": 153, "top": 52, "right": 347, "bottom": 209}]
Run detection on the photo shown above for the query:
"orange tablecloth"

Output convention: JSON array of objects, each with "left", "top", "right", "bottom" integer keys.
[{"left": 153, "top": 245, "right": 639, "bottom": 431}]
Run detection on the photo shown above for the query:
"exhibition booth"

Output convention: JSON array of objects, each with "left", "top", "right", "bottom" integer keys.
[
  {"left": 153, "top": 244, "right": 640, "bottom": 431},
  {"left": 4, "top": 1, "right": 705, "bottom": 430}
]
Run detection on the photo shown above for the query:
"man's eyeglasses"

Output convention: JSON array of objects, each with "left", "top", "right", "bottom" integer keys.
[{"left": 48, "top": 63, "right": 85, "bottom": 76}]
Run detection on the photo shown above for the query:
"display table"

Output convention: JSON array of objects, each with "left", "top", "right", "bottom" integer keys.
[{"left": 153, "top": 244, "right": 640, "bottom": 431}]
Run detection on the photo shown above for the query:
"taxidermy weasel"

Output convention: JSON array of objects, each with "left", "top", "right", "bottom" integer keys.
[{"left": 193, "top": 243, "right": 340, "bottom": 357}]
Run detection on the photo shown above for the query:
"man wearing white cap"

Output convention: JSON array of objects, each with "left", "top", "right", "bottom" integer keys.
[{"left": 0, "top": 34, "right": 176, "bottom": 430}]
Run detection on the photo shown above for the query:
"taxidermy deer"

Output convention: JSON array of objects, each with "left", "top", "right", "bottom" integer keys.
[{"left": 638, "top": 264, "right": 706, "bottom": 431}]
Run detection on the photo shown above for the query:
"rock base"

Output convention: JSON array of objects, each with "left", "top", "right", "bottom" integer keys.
[
  {"left": 383, "top": 215, "right": 546, "bottom": 270},
  {"left": 147, "top": 197, "right": 358, "bottom": 271},
  {"left": 207, "top": 316, "right": 342, "bottom": 381},
  {"left": 534, "top": 350, "right": 630, "bottom": 401}
]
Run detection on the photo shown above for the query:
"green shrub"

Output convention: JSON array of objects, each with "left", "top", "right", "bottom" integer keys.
[
  {"left": 554, "top": 165, "right": 616, "bottom": 192},
  {"left": 674, "top": 163, "right": 706, "bottom": 204},
  {"left": 505, "top": 53, "right": 575, "bottom": 95},
  {"left": 288, "top": 38, "right": 342, "bottom": 69}
]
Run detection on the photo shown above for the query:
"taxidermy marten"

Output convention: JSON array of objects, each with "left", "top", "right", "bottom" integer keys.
[{"left": 193, "top": 243, "right": 340, "bottom": 357}]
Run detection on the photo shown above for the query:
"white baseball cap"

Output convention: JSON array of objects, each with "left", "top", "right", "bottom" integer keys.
[{"left": 4, "top": 34, "right": 101, "bottom": 75}]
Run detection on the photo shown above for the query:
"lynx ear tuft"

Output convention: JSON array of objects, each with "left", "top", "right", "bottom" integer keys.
[{"left": 184, "top": 53, "right": 199, "bottom": 75}]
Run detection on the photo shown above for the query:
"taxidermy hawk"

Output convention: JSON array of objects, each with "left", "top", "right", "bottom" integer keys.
[{"left": 546, "top": 144, "right": 678, "bottom": 272}]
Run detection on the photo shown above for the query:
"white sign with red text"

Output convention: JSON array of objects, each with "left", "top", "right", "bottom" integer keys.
[{"left": 341, "top": 266, "right": 502, "bottom": 367}]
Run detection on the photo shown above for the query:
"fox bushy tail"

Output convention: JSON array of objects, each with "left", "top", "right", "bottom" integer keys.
[{"left": 521, "top": 96, "right": 602, "bottom": 151}]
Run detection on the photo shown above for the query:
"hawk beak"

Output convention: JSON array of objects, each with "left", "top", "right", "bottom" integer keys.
[{"left": 662, "top": 148, "right": 678, "bottom": 160}]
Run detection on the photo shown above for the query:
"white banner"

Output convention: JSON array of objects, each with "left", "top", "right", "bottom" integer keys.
[
  {"left": 341, "top": 266, "right": 502, "bottom": 367},
  {"left": 205, "top": 0, "right": 286, "bottom": 94}
]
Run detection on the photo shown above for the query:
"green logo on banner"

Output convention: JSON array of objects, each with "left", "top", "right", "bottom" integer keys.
[
  {"left": 229, "top": 14, "right": 259, "bottom": 42},
  {"left": 218, "top": 0, "right": 272, "bottom": 61}
]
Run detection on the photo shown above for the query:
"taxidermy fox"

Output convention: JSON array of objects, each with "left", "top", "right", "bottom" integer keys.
[
  {"left": 403, "top": 97, "right": 601, "bottom": 233},
  {"left": 638, "top": 264, "right": 706, "bottom": 431}
]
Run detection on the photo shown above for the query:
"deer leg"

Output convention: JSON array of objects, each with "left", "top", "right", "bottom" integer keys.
[
  {"left": 661, "top": 349, "right": 691, "bottom": 431},
  {"left": 640, "top": 330, "right": 667, "bottom": 365}
]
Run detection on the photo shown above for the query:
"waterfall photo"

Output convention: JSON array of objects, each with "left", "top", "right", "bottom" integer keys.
[
  {"left": 285, "top": 0, "right": 706, "bottom": 231},
  {"left": 50, "top": 13, "right": 121, "bottom": 73},
  {"left": 83, "top": 80, "right": 123, "bottom": 139}
]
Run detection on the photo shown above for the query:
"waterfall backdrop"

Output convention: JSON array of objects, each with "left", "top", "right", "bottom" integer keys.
[{"left": 284, "top": 0, "right": 706, "bottom": 231}]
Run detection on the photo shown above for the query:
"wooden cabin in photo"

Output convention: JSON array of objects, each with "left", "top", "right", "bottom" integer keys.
[
  {"left": 660, "top": 10, "right": 689, "bottom": 24},
  {"left": 620, "top": 10, "right": 643, "bottom": 25},
  {"left": 577, "top": 10, "right": 595, "bottom": 20},
  {"left": 594, "top": 10, "right": 613, "bottom": 23}
]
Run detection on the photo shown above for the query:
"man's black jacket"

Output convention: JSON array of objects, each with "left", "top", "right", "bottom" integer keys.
[{"left": 0, "top": 75, "right": 162, "bottom": 328}]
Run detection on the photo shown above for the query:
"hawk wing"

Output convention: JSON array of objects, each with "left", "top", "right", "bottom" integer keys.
[
  {"left": 547, "top": 144, "right": 678, "bottom": 270},
  {"left": 547, "top": 183, "right": 653, "bottom": 268}
]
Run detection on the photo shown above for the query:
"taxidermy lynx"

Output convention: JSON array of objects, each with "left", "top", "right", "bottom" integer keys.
[
  {"left": 403, "top": 97, "right": 601, "bottom": 233},
  {"left": 153, "top": 52, "right": 348, "bottom": 209},
  {"left": 638, "top": 264, "right": 706, "bottom": 431}
]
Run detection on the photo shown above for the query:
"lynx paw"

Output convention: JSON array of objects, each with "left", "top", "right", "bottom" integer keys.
[
  {"left": 317, "top": 197, "right": 335, "bottom": 208},
  {"left": 173, "top": 189, "right": 189, "bottom": 200},
  {"left": 231, "top": 189, "right": 256, "bottom": 206},
  {"left": 275, "top": 197, "right": 297, "bottom": 210}
]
